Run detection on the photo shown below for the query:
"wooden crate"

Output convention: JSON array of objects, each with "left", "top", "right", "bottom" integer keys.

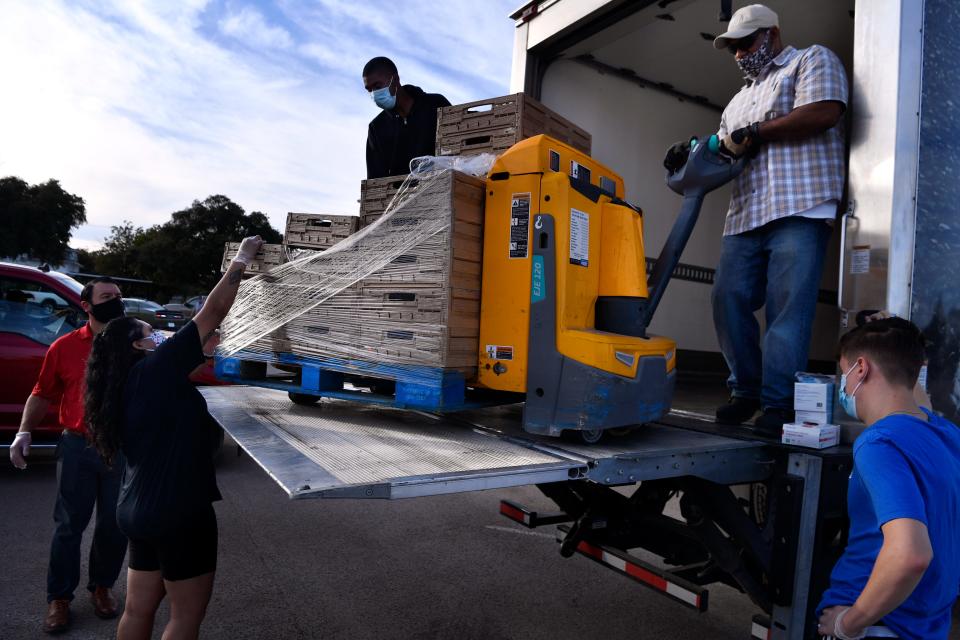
[
  {"left": 358, "top": 174, "right": 421, "bottom": 228},
  {"left": 284, "top": 212, "right": 358, "bottom": 250},
  {"left": 265, "top": 170, "right": 485, "bottom": 377},
  {"left": 221, "top": 242, "right": 285, "bottom": 275},
  {"left": 436, "top": 93, "right": 591, "bottom": 157}
]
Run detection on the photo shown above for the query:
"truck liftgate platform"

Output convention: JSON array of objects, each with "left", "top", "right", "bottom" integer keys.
[{"left": 203, "top": 386, "right": 852, "bottom": 639}]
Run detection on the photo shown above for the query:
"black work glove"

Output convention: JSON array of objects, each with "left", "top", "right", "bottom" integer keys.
[
  {"left": 663, "top": 140, "right": 692, "bottom": 173},
  {"left": 720, "top": 122, "right": 763, "bottom": 159}
]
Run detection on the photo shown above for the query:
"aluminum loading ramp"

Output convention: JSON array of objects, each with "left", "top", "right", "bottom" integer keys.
[{"left": 203, "top": 386, "right": 772, "bottom": 499}]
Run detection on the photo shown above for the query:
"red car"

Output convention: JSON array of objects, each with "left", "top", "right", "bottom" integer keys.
[{"left": 0, "top": 263, "right": 223, "bottom": 444}]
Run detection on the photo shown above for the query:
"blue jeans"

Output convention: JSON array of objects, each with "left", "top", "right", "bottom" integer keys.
[
  {"left": 712, "top": 216, "right": 831, "bottom": 410},
  {"left": 47, "top": 432, "right": 127, "bottom": 602}
]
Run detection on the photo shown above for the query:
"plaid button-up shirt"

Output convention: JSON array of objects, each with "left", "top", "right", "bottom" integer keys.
[{"left": 718, "top": 45, "right": 849, "bottom": 236}]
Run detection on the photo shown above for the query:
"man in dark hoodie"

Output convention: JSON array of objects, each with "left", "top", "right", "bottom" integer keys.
[{"left": 362, "top": 56, "right": 450, "bottom": 179}]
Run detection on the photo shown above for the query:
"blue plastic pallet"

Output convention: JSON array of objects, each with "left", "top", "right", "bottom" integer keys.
[{"left": 214, "top": 351, "right": 518, "bottom": 412}]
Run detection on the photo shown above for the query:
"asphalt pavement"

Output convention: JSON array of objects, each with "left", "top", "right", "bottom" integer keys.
[{"left": 2, "top": 440, "right": 957, "bottom": 639}]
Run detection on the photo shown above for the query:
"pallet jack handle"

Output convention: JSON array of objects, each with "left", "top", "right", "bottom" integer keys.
[{"left": 637, "top": 136, "right": 747, "bottom": 333}]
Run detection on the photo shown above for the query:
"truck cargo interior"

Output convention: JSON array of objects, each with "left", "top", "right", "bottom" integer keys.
[{"left": 519, "top": 0, "right": 856, "bottom": 388}]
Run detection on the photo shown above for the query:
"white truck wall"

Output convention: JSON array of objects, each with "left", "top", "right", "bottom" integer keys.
[{"left": 539, "top": 59, "right": 842, "bottom": 362}]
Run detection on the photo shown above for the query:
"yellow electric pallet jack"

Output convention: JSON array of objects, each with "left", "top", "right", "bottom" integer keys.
[{"left": 475, "top": 134, "right": 744, "bottom": 441}]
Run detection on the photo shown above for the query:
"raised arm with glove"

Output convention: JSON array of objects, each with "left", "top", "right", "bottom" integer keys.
[{"left": 193, "top": 235, "right": 263, "bottom": 342}]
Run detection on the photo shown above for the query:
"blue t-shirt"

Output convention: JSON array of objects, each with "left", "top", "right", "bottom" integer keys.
[{"left": 817, "top": 409, "right": 960, "bottom": 639}]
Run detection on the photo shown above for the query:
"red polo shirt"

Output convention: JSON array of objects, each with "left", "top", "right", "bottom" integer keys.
[{"left": 31, "top": 323, "right": 94, "bottom": 435}]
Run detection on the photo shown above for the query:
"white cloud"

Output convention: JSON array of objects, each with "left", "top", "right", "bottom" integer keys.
[
  {"left": 70, "top": 237, "right": 106, "bottom": 252},
  {"left": 219, "top": 5, "right": 294, "bottom": 50},
  {"left": 285, "top": 0, "right": 516, "bottom": 103},
  {"left": 0, "top": 0, "right": 517, "bottom": 249}
]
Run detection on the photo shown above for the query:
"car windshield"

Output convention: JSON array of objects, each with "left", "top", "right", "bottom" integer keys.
[
  {"left": 48, "top": 271, "right": 84, "bottom": 296},
  {"left": 141, "top": 300, "right": 164, "bottom": 311}
]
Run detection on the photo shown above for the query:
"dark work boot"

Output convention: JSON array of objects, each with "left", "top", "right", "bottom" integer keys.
[
  {"left": 753, "top": 408, "right": 795, "bottom": 437},
  {"left": 715, "top": 397, "right": 761, "bottom": 425},
  {"left": 42, "top": 599, "right": 70, "bottom": 634},
  {"left": 91, "top": 586, "right": 119, "bottom": 619}
]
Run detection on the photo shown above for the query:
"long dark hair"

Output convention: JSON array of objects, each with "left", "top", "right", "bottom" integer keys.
[{"left": 85, "top": 316, "right": 145, "bottom": 466}]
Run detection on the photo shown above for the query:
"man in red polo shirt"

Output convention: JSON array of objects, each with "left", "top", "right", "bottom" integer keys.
[{"left": 10, "top": 277, "right": 128, "bottom": 634}]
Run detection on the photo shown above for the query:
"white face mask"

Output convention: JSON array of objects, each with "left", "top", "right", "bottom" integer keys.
[{"left": 135, "top": 330, "right": 168, "bottom": 353}]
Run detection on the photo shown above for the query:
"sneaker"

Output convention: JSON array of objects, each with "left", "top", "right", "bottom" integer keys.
[
  {"left": 715, "top": 397, "right": 761, "bottom": 425},
  {"left": 753, "top": 408, "right": 795, "bottom": 436}
]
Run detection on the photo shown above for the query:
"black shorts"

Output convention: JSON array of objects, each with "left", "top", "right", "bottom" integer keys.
[{"left": 128, "top": 505, "right": 218, "bottom": 581}]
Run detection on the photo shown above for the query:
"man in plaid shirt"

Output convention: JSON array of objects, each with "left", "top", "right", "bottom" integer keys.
[{"left": 705, "top": 4, "right": 847, "bottom": 433}]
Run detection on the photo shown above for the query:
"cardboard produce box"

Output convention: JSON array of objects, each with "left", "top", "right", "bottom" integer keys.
[
  {"left": 436, "top": 93, "right": 591, "bottom": 157},
  {"left": 284, "top": 212, "right": 359, "bottom": 250},
  {"left": 358, "top": 174, "right": 418, "bottom": 228},
  {"left": 221, "top": 242, "right": 284, "bottom": 275}
]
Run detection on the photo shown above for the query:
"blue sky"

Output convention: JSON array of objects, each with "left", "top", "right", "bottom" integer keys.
[{"left": 0, "top": 0, "right": 518, "bottom": 250}]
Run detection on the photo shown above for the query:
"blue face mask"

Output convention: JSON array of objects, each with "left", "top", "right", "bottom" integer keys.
[
  {"left": 370, "top": 76, "right": 396, "bottom": 110},
  {"left": 839, "top": 361, "right": 865, "bottom": 420}
]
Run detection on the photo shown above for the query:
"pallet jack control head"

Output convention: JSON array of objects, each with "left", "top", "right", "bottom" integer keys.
[{"left": 666, "top": 135, "right": 746, "bottom": 198}]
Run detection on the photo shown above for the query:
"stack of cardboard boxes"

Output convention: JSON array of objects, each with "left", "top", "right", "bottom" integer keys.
[
  {"left": 279, "top": 170, "right": 486, "bottom": 377},
  {"left": 434, "top": 93, "right": 591, "bottom": 158},
  {"left": 782, "top": 373, "right": 840, "bottom": 449}
]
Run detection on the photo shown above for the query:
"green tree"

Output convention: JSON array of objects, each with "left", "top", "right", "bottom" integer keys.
[
  {"left": 0, "top": 177, "right": 86, "bottom": 263},
  {"left": 75, "top": 248, "right": 97, "bottom": 273},
  {"left": 94, "top": 221, "right": 146, "bottom": 277},
  {"left": 92, "top": 195, "right": 281, "bottom": 299}
]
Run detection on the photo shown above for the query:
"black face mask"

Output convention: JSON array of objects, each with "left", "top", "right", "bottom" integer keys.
[{"left": 89, "top": 297, "right": 125, "bottom": 323}]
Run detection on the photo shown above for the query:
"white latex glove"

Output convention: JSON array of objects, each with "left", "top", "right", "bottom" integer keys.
[
  {"left": 819, "top": 606, "right": 866, "bottom": 639},
  {"left": 232, "top": 235, "right": 264, "bottom": 266},
  {"left": 835, "top": 607, "right": 867, "bottom": 639},
  {"left": 10, "top": 432, "right": 31, "bottom": 470}
]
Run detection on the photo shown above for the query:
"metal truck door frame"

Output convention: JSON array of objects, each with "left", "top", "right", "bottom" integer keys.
[
  {"left": 840, "top": 0, "right": 923, "bottom": 321},
  {"left": 508, "top": 1, "right": 657, "bottom": 96}
]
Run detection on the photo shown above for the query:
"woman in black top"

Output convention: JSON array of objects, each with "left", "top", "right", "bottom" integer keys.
[{"left": 85, "top": 236, "right": 262, "bottom": 640}]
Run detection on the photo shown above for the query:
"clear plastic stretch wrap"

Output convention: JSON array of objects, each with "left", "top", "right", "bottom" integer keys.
[{"left": 218, "top": 157, "right": 490, "bottom": 385}]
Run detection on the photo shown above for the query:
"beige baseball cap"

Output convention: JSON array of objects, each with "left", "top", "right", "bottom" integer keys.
[{"left": 713, "top": 4, "right": 779, "bottom": 50}]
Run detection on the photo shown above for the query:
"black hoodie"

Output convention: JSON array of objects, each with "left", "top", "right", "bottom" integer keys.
[{"left": 366, "top": 84, "right": 450, "bottom": 179}]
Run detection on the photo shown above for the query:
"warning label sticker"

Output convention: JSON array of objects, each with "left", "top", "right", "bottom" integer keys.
[
  {"left": 569, "top": 208, "right": 589, "bottom": 266},
  {"left": 570, "top": 160, "right": 591, "bottom": 184},
  {"left": 485, "top": 345, "right": 514, "bottom": 361},
  {"left": 509, "top": 193, "right": 530, "bottom": 259},
  {"left": 850, "top": 245, "right": 870, "bottom": 274}
]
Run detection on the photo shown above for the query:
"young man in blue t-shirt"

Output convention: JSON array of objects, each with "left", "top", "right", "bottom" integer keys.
[{"left": 817, "top": 318, "right": 960, "bottom": 639}]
